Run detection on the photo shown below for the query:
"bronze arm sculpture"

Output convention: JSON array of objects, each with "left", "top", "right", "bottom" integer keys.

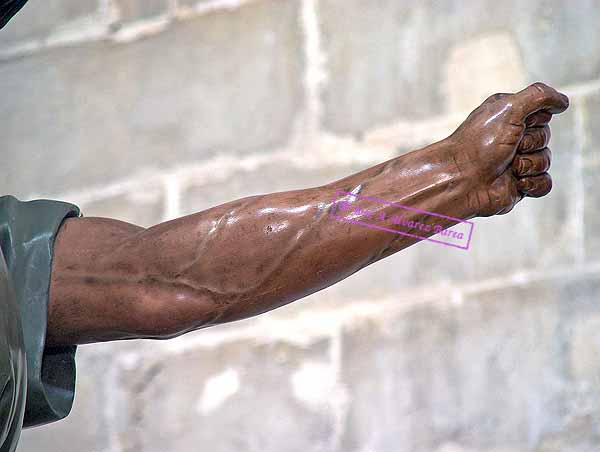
[{"left": 46, "top": 82, "right": 569, "bottom": 347}]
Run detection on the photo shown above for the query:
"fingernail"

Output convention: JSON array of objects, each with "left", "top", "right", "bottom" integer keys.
[
  {"left": 521, "top": 135, "right": 532, "bottom": 150},
  {"left": 520, "top": 158, "right": 533, "bottom": 174}
]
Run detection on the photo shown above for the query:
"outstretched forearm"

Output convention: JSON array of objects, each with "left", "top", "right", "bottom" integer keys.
[
  {"left": 47, "top": 83, "right": 569, "bottom": 347},
  {"left": 48, "top": 139, "right": 476, "bottom": 346}
]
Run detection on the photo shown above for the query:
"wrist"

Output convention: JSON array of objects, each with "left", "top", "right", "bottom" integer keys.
[{"left": 415, "top": 138, "right": 481, "bottom": 221}]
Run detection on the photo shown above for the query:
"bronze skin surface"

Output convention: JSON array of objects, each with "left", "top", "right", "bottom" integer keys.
[{"left": 46, "top": 82, "right": 569, "bottom": 347}]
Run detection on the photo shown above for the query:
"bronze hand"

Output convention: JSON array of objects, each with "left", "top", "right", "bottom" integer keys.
[{"left": 447, "top": 82, "right": 569, "bottom": 216}]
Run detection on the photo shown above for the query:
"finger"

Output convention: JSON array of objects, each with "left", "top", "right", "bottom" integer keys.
[
  {"left": 518, "top": 126, "right": 551, "bottom": 153},
  {"left": 511, "top": 82, "right": 570, "bottom": 118},
  {"left": 525, "top": 111, "right": 553, "bottom": 128},
  {"left": 512, "top": 148, "right": 552, "bottom": 176},
  {"left": 517, "top": 173, "right": 553, "bottom": 198},
  {"left": 496, "top": 182, "right": 524, "bottom": 216}
]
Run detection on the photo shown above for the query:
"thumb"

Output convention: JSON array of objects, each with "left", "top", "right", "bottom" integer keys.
[{"left": 510, "top": 82, "right": 569, "bottom": 121}]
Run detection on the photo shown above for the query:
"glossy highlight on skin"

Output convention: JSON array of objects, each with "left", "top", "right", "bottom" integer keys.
[{"left": 46, "top": 83, "right": 569, "bottom": 347}]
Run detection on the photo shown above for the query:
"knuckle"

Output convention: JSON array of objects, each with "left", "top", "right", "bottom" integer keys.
[{"left": 532, "top": 81, "right": 551, "bottom": 94}]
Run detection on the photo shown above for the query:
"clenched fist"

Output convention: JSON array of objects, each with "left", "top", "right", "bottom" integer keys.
[{"left": 447, "top": 82, "right": 569, "bottom": 217}]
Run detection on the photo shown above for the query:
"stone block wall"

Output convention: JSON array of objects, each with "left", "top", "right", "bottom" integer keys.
[{"left": 2, "top": 1, "right": 599, "bottom": 451}]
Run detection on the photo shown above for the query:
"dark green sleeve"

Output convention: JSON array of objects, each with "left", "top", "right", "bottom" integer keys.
[
  {"left": 0, "top": 246, "right": 27, "bottom": 452},
  {"left": 0, "top": 195, "right": 82, "bottom": 428}
]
